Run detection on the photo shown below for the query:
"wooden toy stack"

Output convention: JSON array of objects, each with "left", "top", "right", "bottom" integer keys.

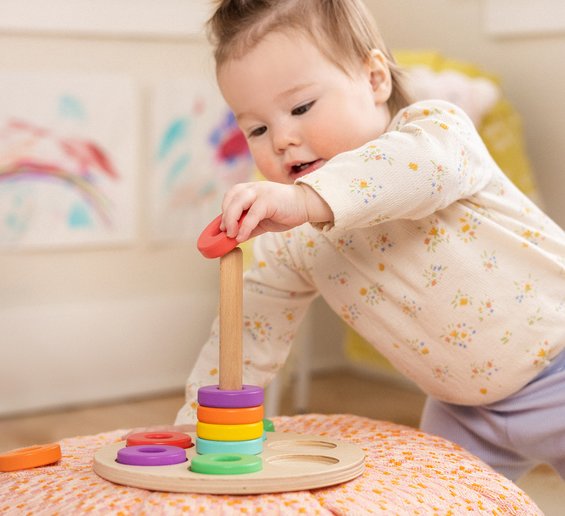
[
  {"left": 192, "top": 217, "right": 264, "bottom": 474},
  {"left": 192, "top": 249, "right": 264, "bottom": 473},
  {"left": 92, "top": 214, "right": 365, "bottom": 493},
  {"left": 195, "top": 381, "right": 265, "bottom": 457}
]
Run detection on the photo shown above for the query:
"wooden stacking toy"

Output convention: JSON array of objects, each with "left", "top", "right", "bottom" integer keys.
[
  {"left": 195, "top": 214, "right": 265, "bottom": 466},
  {"left": 93, "top": 212, "right": 365, "bottom": 493},
  {"left": 195, "top": 216, "right": 264, "bottom": 474}
]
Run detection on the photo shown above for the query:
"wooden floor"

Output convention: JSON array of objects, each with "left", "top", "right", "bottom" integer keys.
[{"left": 1, "top": 369, "right": 564, "bottom": 514}]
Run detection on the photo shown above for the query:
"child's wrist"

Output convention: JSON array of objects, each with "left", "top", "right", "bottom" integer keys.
[{"left": 297, "top": 183, "right": 333, "bottom": 224}]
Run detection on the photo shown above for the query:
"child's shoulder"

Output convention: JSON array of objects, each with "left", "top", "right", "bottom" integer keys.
[{"left": 392, "top": 99, "right": 475, "bottom": 129}]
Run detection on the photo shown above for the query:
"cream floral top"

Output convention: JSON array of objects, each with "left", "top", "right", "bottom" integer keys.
[{"left": 176, "top": 100, "right": 565, "bottom": 425}]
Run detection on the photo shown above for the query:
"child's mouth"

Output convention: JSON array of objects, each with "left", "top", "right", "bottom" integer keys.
[
  {"left": 292, "top": 162, "right": 311, "bottom": 173},
  {"left": 290, "top": 159, "right": 325, "bottom": 177}
]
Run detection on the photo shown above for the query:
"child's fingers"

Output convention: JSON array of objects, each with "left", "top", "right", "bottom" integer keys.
[
  {"left": 222, "top": 185, "right": 256, "bottom": 238},
  {"left": 219, "top": 185, "right": 242, "bottom": 233},
  {"left": 223, "top": 205, "right": 248, "bottom": 238},
  {"left": 219, "top": 189, "right": 244, "bottom": 232},
  {"left": 236, "top": 202, "right": 266, "bottom": 242}
]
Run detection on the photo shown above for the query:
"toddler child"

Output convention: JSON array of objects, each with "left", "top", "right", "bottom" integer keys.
[{"left": 175, "top": 0, "right": 565, "bottom": 481}]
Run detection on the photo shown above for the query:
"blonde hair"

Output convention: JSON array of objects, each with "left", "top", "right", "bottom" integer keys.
[{"left": 207, "top": 0, "right": 412, "bottom": 116}]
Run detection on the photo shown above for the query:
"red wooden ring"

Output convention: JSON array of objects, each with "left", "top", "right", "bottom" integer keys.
[
  {"left": 126, "top": 431, "right": 193, "bottom": 449},
  {"left": 197, "top": 404, "right": 264, "bottom": 425},
  {"left": 197, "top": 212, "right": 247, "bottom": 259}
]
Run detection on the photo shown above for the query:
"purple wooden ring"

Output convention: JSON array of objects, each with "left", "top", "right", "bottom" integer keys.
[
  {"left": 198, "top": 385, "right": 264, "bottom": 408},
  {"left": 116, "top": 445, "right": 187, "bottom": 466}
]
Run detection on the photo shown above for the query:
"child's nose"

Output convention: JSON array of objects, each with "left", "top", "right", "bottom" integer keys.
[{"left": 272, "top": 124, "right": 300, "bottom": 153}]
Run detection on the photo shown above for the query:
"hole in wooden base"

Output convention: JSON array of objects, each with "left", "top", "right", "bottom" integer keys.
[
  {"left": 266, "top": 454, "right": 339, "bottom": 466},
  {"left": 267, "top": 440, "right": 337, "bottom": 451}
]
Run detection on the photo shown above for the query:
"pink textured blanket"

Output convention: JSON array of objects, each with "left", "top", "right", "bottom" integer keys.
[{"left": 0, "top": 414, "right": 540, "bottom": 514}]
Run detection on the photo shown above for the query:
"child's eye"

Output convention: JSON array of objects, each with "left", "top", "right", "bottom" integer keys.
[
  {"left": 248, "top": 126, "right": 267, "bottom": 138},
  {"left": 292, "top": 101, "right": 315, "bottom": 116}
]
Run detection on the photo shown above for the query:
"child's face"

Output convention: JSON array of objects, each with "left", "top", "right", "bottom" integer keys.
[{"left": 218, "top": 31, "right": 392, "bottom": 184}]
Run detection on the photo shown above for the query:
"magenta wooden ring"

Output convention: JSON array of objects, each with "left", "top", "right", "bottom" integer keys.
[
  {"left": 198, "top": 385, "right": 264, "bottom": 408},
  {"left": 116, "top": 445, "right": 187, "bottom": 466},
  {"left": 197, "top": 212, "right": 247, "bottom": 259}
]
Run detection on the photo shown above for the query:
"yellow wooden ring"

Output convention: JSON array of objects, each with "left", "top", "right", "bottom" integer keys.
[{"left": 196, "top": 421, "right": 263, "bottom": 442}]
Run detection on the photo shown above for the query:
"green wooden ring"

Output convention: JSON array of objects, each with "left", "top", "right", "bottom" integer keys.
[
  {"left": 190, "top": 453, "right": 262, "bottom": 475},
  {"left": 263, "top": 418, "right": 275, "bottom": 432}
]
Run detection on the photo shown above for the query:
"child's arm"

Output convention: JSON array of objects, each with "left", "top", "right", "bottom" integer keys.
[
  {"left": 221, "top": 100, "right": 490, "bottom": 241},
  {"left": 296, "top": 100, "right": 494, "bottom": 231}
]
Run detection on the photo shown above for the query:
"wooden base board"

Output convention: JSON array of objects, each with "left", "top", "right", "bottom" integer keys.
[{"left": 93, "top": 431, "right": 365, "bottom": 494}]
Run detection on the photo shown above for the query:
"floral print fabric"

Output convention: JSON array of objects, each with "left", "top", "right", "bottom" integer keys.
[{"left": 0, "top": 415, "right": 541, "bottom": 515}]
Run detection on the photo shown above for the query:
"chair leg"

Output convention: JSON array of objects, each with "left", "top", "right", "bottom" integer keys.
[
  {"left": 264, "top": 311, "right": 314, "bottom": 417},
  {"left": 264, "top": 373, "right": 282, "bottom": 418},
  {"left": 292, "top": 316, "right": 312, "bottom": 413}
]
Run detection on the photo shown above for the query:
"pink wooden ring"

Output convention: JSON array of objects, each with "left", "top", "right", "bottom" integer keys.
[
  {"left": 198, "top": 385, "right": 264, "bottom": 408},
  {"left": 197, "top": 212, "right": 247, "bottom": 259},
  {"left": 126, "top": 431, "right": 193, "bottom": 449}
]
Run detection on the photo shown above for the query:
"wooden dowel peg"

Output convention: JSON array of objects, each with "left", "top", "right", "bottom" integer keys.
[{"left": 219, "top": 247, "right": 243, "bottom": 390}]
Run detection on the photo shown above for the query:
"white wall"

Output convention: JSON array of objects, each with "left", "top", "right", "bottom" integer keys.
[
  {"left": 0, "top": 28, "right": 222, "bottom": 415},
  {"left": 367, "top": 0, "right": 565, "bottom": 228}
]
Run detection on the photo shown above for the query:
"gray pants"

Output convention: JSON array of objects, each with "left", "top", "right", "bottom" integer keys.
[{"left": 421, "top": 350, "right": 565, "bottom": 481}]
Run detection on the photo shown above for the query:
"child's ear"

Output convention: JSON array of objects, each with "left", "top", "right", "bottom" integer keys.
[{"left": 366, "top": 49, "right": 392, "bottom": 104}]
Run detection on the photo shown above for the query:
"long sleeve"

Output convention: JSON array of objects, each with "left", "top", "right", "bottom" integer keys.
[
  {"left": 175, "top": 231, "right": 318, "bottom": 425},
  {"left": 298, "top": 100, "right": 495, "bottom": 231}
]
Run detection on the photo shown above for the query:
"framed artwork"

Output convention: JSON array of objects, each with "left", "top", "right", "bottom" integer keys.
[
  {"left": 150, "top": 78, "right": 254, "bottom": 241},
  {"left": 0, "top": 72, "right": 138, "bottom": 248}
]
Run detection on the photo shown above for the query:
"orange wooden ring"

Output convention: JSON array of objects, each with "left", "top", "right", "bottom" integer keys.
[
  {"left": 0, "top": 443, "right": 61, "bottom": 472},
  {"left": 197, "top": 404, "right": 264, "bottom": 425}
]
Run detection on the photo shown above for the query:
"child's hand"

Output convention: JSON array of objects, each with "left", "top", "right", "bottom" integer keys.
[
  {"left": 221, "top": 181, "right": 332, "bottom": 242},
  {"left": 121, "top": 424, "right": 196, "bottom": 440}
]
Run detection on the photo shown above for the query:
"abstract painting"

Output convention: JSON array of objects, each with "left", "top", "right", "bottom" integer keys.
[
  {"left": 0, "top": 72, "right": 137, "bottom": 248},
  {"left": 150, "top": 78, "right": 254, "bottom": 241}
]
